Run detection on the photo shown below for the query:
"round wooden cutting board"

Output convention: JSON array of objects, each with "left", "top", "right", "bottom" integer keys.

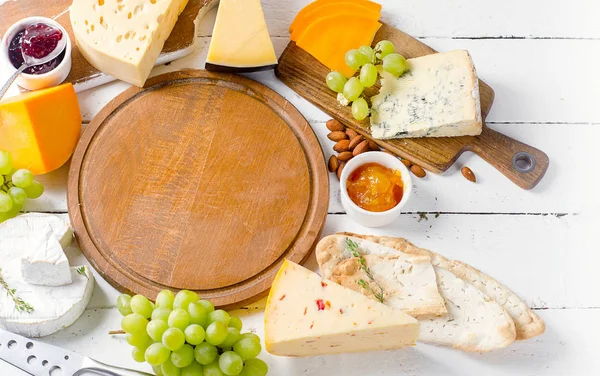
[{"left": 68, "top": 70, "right": 329, "bottom": 309}]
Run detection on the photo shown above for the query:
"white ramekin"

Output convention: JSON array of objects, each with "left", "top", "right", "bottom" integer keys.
[
  {"left": 0, "top": 17, "right": 72, "bottom": 91},
  {"left": 340, "top": 151, "right": 413, "bottom": 227}
]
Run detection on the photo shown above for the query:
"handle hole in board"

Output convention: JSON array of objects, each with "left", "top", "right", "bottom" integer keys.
[
  {"left": 27, "top": 355, "right": 36, "bottom": 364},
  {"left": 49, "top": 365, "right": 63, "bottom": 376},
  {"left": 513, "top": 152, "right": 536, "bottom": 173},
  {"left": 7, "top": 340, "right": 17, "bottom": 349}
]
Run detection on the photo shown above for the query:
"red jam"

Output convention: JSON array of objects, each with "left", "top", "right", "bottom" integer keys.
[
  {"left": 8, "top": 24, "right": 65, "bottom": 74},
  {"left": 346, "top": 162, "right": 404, "bottom": 212}
]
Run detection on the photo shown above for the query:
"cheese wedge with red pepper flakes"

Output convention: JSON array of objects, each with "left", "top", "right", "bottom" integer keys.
[{"left": 264, "top": 260, "right": 419, "bottom": 357}]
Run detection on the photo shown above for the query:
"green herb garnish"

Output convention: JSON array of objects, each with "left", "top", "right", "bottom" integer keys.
[
  {"left": 346, "top": 239, "right": 385, "bottom": 303},
  {"left": 0, "top": 268, "right": 34, "bottom": 313},
  {"left": 77, "top": 266, "right": 88, "bottom": 279}
]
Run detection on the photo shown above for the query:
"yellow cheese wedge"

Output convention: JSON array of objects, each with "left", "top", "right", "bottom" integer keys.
[
  {"left": 206, "top": 0, "right": 277, "bottom": 72},
  {"left": 0, "top": 84, "right": 81, "bottom": 175},
  {"left": 264, "top": 260, "right": 419, "bottom": 357}
]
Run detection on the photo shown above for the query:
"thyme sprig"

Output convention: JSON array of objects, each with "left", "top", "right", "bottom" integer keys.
[
  {"left": 0, "top": 268, "right": 34, "bottom": 313},
  {"left": 77, "top": 266, "right": 88, "bottom": 279},
  {"left": 346, "top": 239, "right": 385, "bottom": 303}
]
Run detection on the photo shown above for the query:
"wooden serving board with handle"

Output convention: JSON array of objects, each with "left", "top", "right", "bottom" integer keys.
[
  {"left": 276, "top": 23, "right": 549, "bottom": 190},
  {"left": 0, "top": 0, "right": 216, "bottom": 92}
]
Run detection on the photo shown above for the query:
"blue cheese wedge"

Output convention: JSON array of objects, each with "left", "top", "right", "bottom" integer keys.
[
  {"left": 370, "top": 50, "right": 482, "bottom": 139},
  {"left": 264, "top": 260, "right": 419, "bottom": 357},
  {"left": 21, "top": 225, "right": 72, "bottom": 287}
]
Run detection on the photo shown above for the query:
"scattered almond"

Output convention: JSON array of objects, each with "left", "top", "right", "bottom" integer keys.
[
  {"left": 346, "top": 128, "right": 359, "bottom": 139},
  {"left": 401, "top": 159, "right": 412, "bottom": 169},
  {"left": 368, "top": 140, "right": 380, "bottom": 151},
  {"left": 333, "top": 139, "right": 350, "bottom": 152},
  {"left": 461, "top": 166, "right": 476, "bottom": 183},
  {"left": 410, "top": 164, "right": 426, "bottom": 178},
  {"left": 337, "top": 151, "right": 353, "bottom": 162},
  {"left": 326, "top": 119, "right": 345, "bottom": 132},
  {"left": 328, "top": 131, "right": 348, "bottom": 142},
  {"left": 353, "top": 140, "right": 370, "bottom": 156},
  {"left": 328, "top": 155, "right": 340, "bottom": 172},
  {"left": 348, "top": 135, "right": 365, "bottom": 150},
  {"left": 336, "top": 161, "right": 346, "bottom": 180}
]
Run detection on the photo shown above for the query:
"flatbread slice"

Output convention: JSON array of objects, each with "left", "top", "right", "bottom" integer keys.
[
  {"left": 337, "top": 232, "right": 545, "bottom": 341},
  {"left": 330, "top": 254, "right": 447, "bottom": 317}
]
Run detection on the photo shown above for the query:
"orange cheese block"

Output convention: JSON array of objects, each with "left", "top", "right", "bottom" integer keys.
[
  {"left": 290, "top": 3, "right": 380, "bottom": 42},
  {"left": 0, "top": 83, "right": 82, "bottom": 175},
  {"left": 296, "top": 14, "right": 381, "bottom": 77},
  {"left": 290, "top": 0, "right": 382, "bottom": 33}
]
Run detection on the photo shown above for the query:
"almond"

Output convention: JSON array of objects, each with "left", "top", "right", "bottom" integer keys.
[
  {"left": 368, "top": 140, "right": 380, "bottom": 151},
  {"left": 336, "top": 161, "right": 346, "bottom": 180},
  {"left": 328, "top": 131, "right": 347, "bottom": 142},
  {"left": 338, "top": 151, "right": 353, "bottom": 162},
  {"left": 410, "top": 164, "right": 426, "bottom": 178},
  {"left": 328, "top": 155, "right": 340, "bottom": 172},
  {"left": 461, "top": 166, "right": 476, "bottom": 182},
  {"left": 333, "top": 139, "right": 350, "bottom": 152},
  {"left": 401, "top": 159, "right": 412, "bottom": 169},
  {"left": 353, "top": 140, "right": 370, "bottom": 156},
  {"left": 326, "top": 119, "right": 345, "bottom": 132},
  {"left": 346, "top": 128, "right": 358, "bottom": 139},
  {"left": 348, "top": 135, "right": 365, "bottom": 150}
]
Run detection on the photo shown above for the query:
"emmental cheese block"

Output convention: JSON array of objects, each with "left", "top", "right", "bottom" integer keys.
[
  {"left": 70, "top": 0, "right": 190, "bottom": 87},
  {"left": 264, "top": 260, "right": 419, "bottom": 357},
  {"left": 0, "top": 84, "right": 81, "bottom": 175},
  {"left": 370, "top": 50, "right": 482, "bottom": 139},
  {"left": 205, "top": 0, "right": 277, "bottom": 72}
]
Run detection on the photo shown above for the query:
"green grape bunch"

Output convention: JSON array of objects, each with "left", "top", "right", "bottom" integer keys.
[
  {"left": 0, "top": 151, "right": 44, "bottom": 223},
  {"left": 118, "top": 290, "right": 268, "bottom": 376},
  {"left": 324, "top": 40, "right": 408, "bottom": 121}
]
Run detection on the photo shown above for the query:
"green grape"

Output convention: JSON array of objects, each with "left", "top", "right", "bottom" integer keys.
[
  {"left": 145, "top": 343, "right": 171, "bottom": 366},
  {"left": 228, "top": 316, "right": 242, "bottom": 331},
  {"left": 233, "top": 338, "right": 261, "bottom": 360},
  {"left": 5, "top": 202, "right": 21, "bottom": 219},
  {"left": 0, "top": 151, "right": 12, "bottom": 175},
  {"left": 147, "top": 319, "right": 170, "bottom": 342},
  {"left": 218, "top": 328, "right": 241, "bottom": 349},
  {"left": 342, "top": 77, "right": 363, "bottom": 102},
  {"left": 358, "top": 45, "right": 375, "bottom": 64},
  {"left": 188, "top": 302, "right": 208, "bottom": 327},
  {"left": 208, "top": 310, "right": 230, "bottom": 326},
  {"left": 131, "top": 346, "right": 146, "bottom": 363},
  {"left": 352, "top": 98, "right": 370, "bottom": 121},
  {"left": 203, "top": 361, "right": 225, "bottom": 376},
  {"left": 238, "top": 359, "right": 268, "bottom": 376},
  {"left": 162, "top": 327, "right": 186, "bottom": 351},
  {"left": 205, "top": 322, "right": 228, "bottom": 346},
  {"left": 382, "top": 53, "right": 408, "bottom": 77},
  {"left": 126, "top": 332, "right": 152, "bottom": 348},
  {"left": 7, "top": 187, "right": 26, "bottom": 206},
  {"left": 325, "top": 71, "right": 347, "bottom": 93},
  {"left": 156, "top": 290, "right": 175, "bottom": 309},
  {"left": 184, "top": 324, "right": 206, "bottom": 345},
  {"left": 218, "top": 351, "right": 243, "bottom": 376},
  {"left": 194, "top": 343, "right": 218, "bottom": 365},
  {"left": 0, "top": 191, "right": 13, "bottom": 213},
  {"left": 197, "top": 300, "right": 215, "bottom": 314},
  {"left": 174, "top": 290, "right": 199, "bottom": 310},
  {"left": 11, "top": 169, "right": 33, "bottom": 188},
  {"left": 130, "top": 294, "right": 154, "bottom": 319},
  {"left": 169, "top": 308, "right": 191, "bottom": 330},
  {"left": 182, "top": 361, "right": 204, "bottom": 376},
  {"left": 22, "top": 180, "right": 44, "bottom": 199},
  {"left": 121, "top": 313, "right": 148, "bottom": 334},
  {"left": 171, "top": 344, "right": 195, "bottom": 368},
  {"left": 153, "top": 365, "right": 165, "bottom": 376},
  {"left": 345, "top": 49, "right": 368, "bottom": 71},
  {"left": 116, "top": 294, "right": 133, "bottom": 316},
  {"left": 374, "top": 40, "right": 395, "bottom": 60},
  {"left": 152, "top": 307, "right": 173, "bottom": 323},
  {"left": 161, "top": 359, "right": 182, "bottom": 376},
  {"left": 239, "top": 333, "right": 260, "bottom": 343},
  {"left": 359, "top": 63, "right": 378, "bottom": 88}
]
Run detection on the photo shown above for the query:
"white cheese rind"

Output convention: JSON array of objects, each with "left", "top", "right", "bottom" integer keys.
[
  {"left": 264, "top": 260, "right": 419, "bottom": 357},
  {"left": 0, "top": 213, "right": 72, "bottom": 249},
  {"left": 70, "top": 0, "right": 190, "bottom": 86},
  {"left": 21, "top": 225, "right": 72, "bottom": 287},
  {"left": 370, "top": 50, "right": 482, "bottom": 139}
]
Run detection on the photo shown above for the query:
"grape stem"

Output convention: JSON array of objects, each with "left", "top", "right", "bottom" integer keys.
[
  {"left": 0, "top": 175, "right": 12, "bottom": 192},
  {"left": 108, "top": 329, "right": 126, "bottom": 335}
]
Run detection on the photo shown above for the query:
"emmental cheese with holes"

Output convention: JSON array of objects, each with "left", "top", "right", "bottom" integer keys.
[
  {"left": 264, "top": 260, "right": 419, "bottom": 357},
  {"left": 70, "top": 0, "right": 189, "bottom": 86}
]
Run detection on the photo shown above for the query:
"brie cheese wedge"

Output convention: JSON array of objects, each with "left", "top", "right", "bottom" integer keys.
[
  {"left": 21, "top": 225, "right": 72, "bottom": 287},
  {"left": 0, "top": 213, "right": 73, "bottom": 249}
]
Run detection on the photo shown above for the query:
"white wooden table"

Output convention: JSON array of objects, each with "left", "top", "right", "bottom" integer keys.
[{"left": 2, "top": 0, "right": 600, "bottom": 374}]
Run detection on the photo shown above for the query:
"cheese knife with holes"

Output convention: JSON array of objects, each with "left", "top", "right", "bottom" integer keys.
[{"left": 0, "top": 328, "right": 151, "bottom": 376}]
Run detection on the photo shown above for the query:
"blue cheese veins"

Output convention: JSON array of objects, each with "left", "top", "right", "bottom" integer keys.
[{"left": 370, "top": 50, "right": 482, "bottom": 139}]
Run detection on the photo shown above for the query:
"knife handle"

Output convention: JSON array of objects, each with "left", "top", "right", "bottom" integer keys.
[{"left": 77, "top": 358, "right": 153, "bottom": 376}]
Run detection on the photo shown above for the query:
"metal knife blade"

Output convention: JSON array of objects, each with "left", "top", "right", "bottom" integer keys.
[{"left": 0, "top": 328, "right": 152, "bottom": 376}]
